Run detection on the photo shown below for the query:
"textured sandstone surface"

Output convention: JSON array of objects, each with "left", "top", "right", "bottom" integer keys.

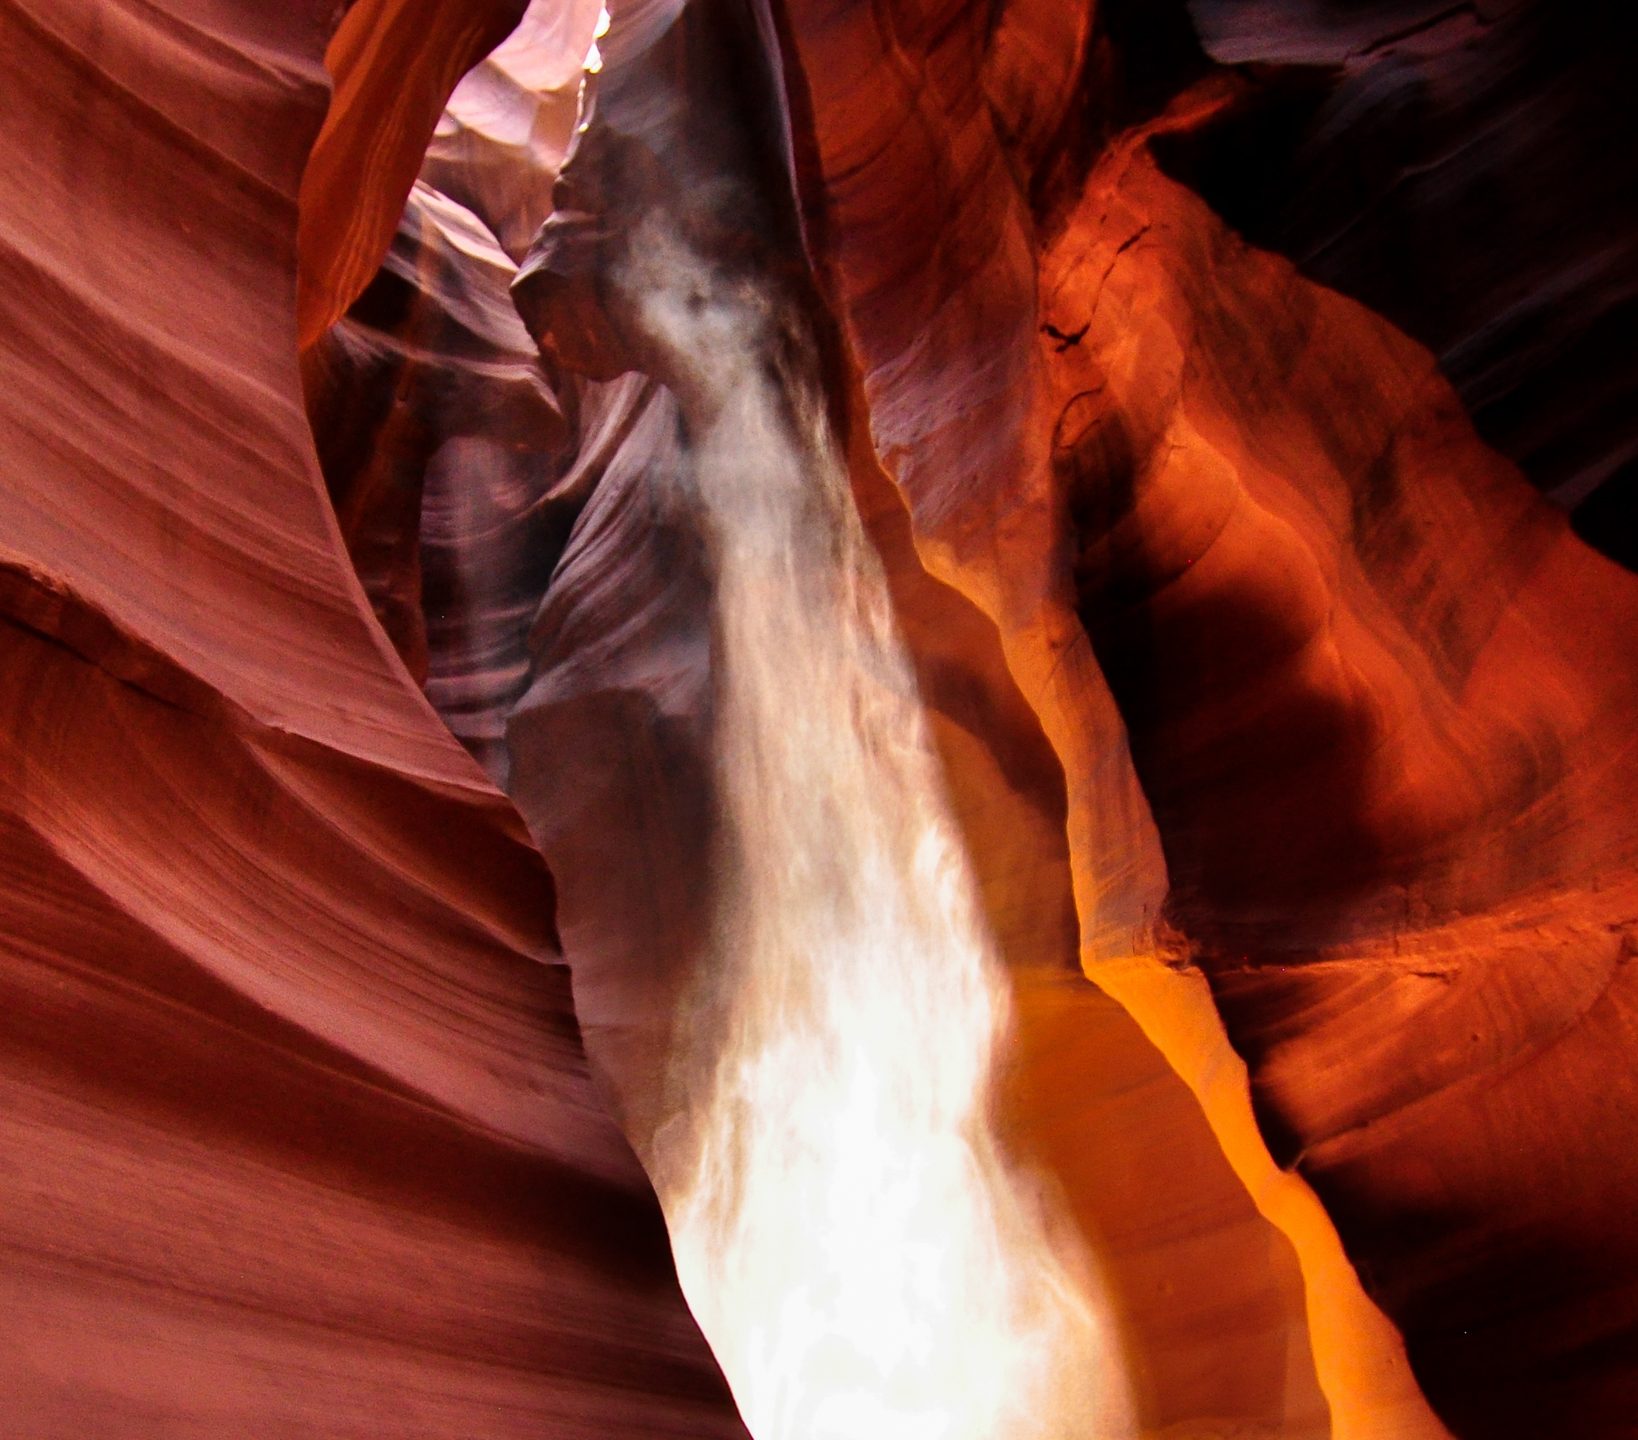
[
  {"left": 6, "top": 0, "right": 1635, "bottom": 1436},
  {"left": 297, "top": 0, "right": 561, "bottom": 346},
  {"left": 1044, "top": 92, "right": 1638, "bottom": 1438},
  {"left": 763, "top": 6, "right": 1445, "bottom": 1436},
  {"left": 303, "top": 0, "right": 1638, "bottom": 1435},
  {"left": 0, "top": 0, "right": 743, "bottom": 1434},
  {"left": 1171, "top": 0, "right": 1636, "bottom": 570},
  {"left": 767, "top": 2, "right": 1638, "bottom": 1434},
  {"left": 307, "top": 2, "right": 1345, "bottom": 1431}
]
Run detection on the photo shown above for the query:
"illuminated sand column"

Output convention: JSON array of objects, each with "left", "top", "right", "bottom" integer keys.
[{"left": 626, "top": 223, "right": 1135, "bottom": 1440}]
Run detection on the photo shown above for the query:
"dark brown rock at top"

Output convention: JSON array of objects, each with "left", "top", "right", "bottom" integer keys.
[
  {"left": 1150, "top": 0, "right": 1638, "bottom": 570},
  {"left": 769, "top": 0, "right": 1638, "bottom": 1433},
  {"left": 7, "top": 0, "right": 1638, "bottom": 1436}
]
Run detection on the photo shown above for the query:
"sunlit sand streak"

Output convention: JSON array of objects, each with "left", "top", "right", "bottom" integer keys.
[{"left": 619, "top": 219, "right": 1134, "bottom": 1440}]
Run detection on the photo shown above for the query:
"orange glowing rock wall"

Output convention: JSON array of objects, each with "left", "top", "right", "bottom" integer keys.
[
  {"left": 768, "top": 2, "right": 1638, "bottom": 1436},
  {"left": 3, "top": 0, "right": 1635, "bottom": 1437}
]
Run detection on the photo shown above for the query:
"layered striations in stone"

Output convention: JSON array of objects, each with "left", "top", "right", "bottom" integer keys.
[
  {"left": 303, "top": 180, "right": 582, "bottom": 783},
  {"left": 309, "top": 2, "right": 1402, "bottom": 1436},
  {"left": 766, "top": 0, "right": 1638, "bottom": 1433},
  {"left": 0, "top": 1, "right": 745, "bottom": 1435},
  {"left": 10, "top": 0, "right": 1635, "bottom": 1436},
  {"left": 1047, "top": 88, "right": 1638, "bottom": 1440},
  {"left": 304, "top": 2, "right": 1377, "bottom": 1434},
  {"left": 298, "top": 0, "right": 534, "bottom": 346},
  {"left": 1164, "top": 0, "right": 1638, "bottom": 570},
  {"left": 766, "top": 3, "right": 1448, "bottom": 1435}
]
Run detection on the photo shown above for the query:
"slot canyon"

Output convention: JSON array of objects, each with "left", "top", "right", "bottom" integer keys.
[{"left": 2, "top": 0, "right": 1635, "bottom": 1436}]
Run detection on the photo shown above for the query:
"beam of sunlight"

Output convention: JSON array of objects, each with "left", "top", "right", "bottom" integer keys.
[{"left": 623, "top": 218, "right": 1135, "bottom": 1440}]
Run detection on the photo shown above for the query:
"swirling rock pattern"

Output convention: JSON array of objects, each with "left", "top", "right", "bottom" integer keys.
[
  {"left": 1043, "top": 89, "right": 1638, "bottom": 1438},
  {"left": 310, "top": 2, "right": 1354, "bottom": 1432},
  {"left": 767, "top": 5, "right": 1444, "bottom": 1435},
  {"left": 303, "top": 180, "right": 581, "bottom": 781},
  {"left": 300, "top": 0, "right": 1638, "bottom": 1435},
  {"left": 8, "top": 0, "right": 1636, "bottom": 1435},
  {"left": 1169, "top": 0, "right": 1638, "bottom": 570},
  {"left": 0, "top": 0, "right": 744, "bottom": 1435},
  {"left": 770, "top": 0, "right": 1638, "bottom": 1433}
]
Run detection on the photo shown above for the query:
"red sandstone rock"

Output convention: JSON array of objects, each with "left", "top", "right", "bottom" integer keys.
[
  {"left": 298, "top": 0, "right": 534, "bottom": 346},
  {"left": 766, "top": 6, "right": 1444, "bottom": 1434},
  {"left": 771, "top": 0, "right": 1638, "bottom": 1431},
  {"left": 307, "top": 2, "right": 1360, "bottom": 1428},
  {"left": 7, "top": 0, "right": 1637, "bottom": 1436},
  {"left": 1045, "top": 101, "right": 1638, "bottom": 1439},
  {"left": 0, "top": 1, "right": 744, "bottom": 1434},
  {"left": 302, "top": 180, "right": 577, "bottom": 777}
]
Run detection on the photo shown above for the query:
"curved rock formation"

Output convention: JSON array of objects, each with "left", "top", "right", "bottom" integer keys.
[
  {"left": 348, "top": 3, "right": 1350, "bottom": 1432},
  {"left": 0, "top": 0, "right": 744, "bottom": 1434},
  {"left": 6, "top": 0, "right": 1636, "bottom": 1436},
  {"left": 1165, "top": 0, "right": 1637, "bottom": 570},
  {"left": 766, "top": 2, "right": 1638, "bottom": 1433},
  {"left": 1045, "top": 92, "right": 1638, "bottom": 1439},
  {"left": 759, "top": 8, "right": 1441, "bottom": 1435}
]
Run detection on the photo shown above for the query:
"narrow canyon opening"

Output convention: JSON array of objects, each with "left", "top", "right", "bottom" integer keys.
[
  {"left": 294, "top": 0, "right": 1441, "bottom": 1436},
  {"left": 8, "top": 0, "right": 1638, "bottom": 1434},
  {"left": 328, "top": 5, "right": 1138, "bottom": 1431}
]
